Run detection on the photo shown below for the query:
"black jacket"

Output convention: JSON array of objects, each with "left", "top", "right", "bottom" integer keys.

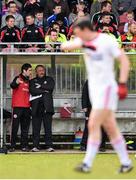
[
  {"left": 29, "top": 76, "right": 55, "bottom": 115},
  {"left": 82, "top": 80, "right": 92, "bottom": 117},
  {"left": 22, "top": 24, "right": 44, "bottom": 43},
  {"left": 22, "top": 1, "right": 41, "bottom": 17},
  {"left": 0, "top": 25, "right": 21, "bottom": 42}
]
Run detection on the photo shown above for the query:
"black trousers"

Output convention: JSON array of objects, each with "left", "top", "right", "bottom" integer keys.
[
  {"left": 32, "top": 102, "right": 53, "bottom": 148},
  {"left": 80, "top": 114, "right": 107, "bottom": 148},
  {"left": 11, "top": 107, "right": 31, "bottom": 148}
]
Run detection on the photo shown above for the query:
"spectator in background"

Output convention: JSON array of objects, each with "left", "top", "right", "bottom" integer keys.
[
  {"left": 2, "top": 0, "right": 17, "bottom": 15},
  {"left": 22, "top": 0, "right": 41, "bottom": 18},
  {"left": 112, "top": 0, "right": 136, "bottom": 33},
  {"left": 118, "top": 22, "right": 136, "bottom": 52},
  {"left": 1, "top": 1, "right": 24, "bottom": 29},
  {"left": 68, "top": 3, "right": 77, "bottom": 26},
  {"left": 45, "top": 29, "right": 65, "bottom": 52},
  {"left": 91, "top": 1, "right": 118, "bottom": 28},
  {"left": 47, "top": 5, "right": 68, "bottom": 28},
  {"left": 68, "top": 11, "right": 85, "bottom": 39},
  {"left": 48, "top": 22, "right": 67, "bottom": 38},
  {"left": 124, "top": 11, "right": 135, "bottom": 33},
  {"left": 68, "top": 0, "right": 92, "bottom": 13},
  {"left": 101, "top": 24, "right": 117, "bottom": 39},
  {"left": 55, "top": 13, "right": 69, "bottom": 35},
  {"left": 54, "top": 21, "right": 67, "bottom": 36},
  {"left": 112, "top": 0, "right": 136, "bottom": 17},
  {"left": 10, "top": 63, "right": 32, "bottom": 152},
  {"left": 0, "top": 15, "right": 21, "bottom": 52},
  {"left": 68, "top": 1, "right": 88, "bottom": 25},
  {"left": 34, "top": 8, "right": 48, "bottom": 33},
  {"left": 30, "top": 65, "right": 55, "bottom": 152},
  {"left": 96, "top": 12, "right": 118, "bottom": 38},
  {"left": 90, "top": 0, "right": 107, "bottom": 19},
  {"left": 44, "top": 0, "right": 69, "bottom": 18},
  {"left": 22, "top": 14, "right": 44, "bottom": 52}
]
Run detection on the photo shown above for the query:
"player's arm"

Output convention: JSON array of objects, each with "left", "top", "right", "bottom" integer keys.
[
  {"left": 117, "top": 49, "right": 130, "bottom": 100},
  {"left": 110, "top": 38, "right": 130, "bottom": 100},
  {"left": 117, "top": 49, "right": 130, "bottom": 84},
  {"left": 61, "top": 38, "right": 82, "bottom": 51},
  {"left": 61, "top": 38, "right": 97, "bottom": 51}
]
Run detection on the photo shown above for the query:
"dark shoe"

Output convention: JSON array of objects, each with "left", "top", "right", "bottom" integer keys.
[
  {"left": 118, "top": 164, "right": 133, "bottom": 173},
  {"left": 21, "top": 147, "right": 29, "bottom": 152},
  {"left": 80, "top": 146, "right": 86, "bottom": 151},
  {"left": 31, "top": 147, "right": 40, "bottom": 152},
  {"left": 9, "top": 148, "right": 15, "bottom": 152},
  {"left": 46, "top": 147, "right": 54, "bottom": 152},
  {"left": 75, "top": 163, "right": 90, "bottom": 173}
]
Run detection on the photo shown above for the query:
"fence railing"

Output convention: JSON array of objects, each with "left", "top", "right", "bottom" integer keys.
[{"left": 0, "top": 42, "right": 135, "bottom": 54}]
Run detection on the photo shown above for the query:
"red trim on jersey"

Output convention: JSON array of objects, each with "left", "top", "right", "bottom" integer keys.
[
  {"left": 0, "top": 30, "right": 6, "bottom": 41},
  {"left": 21, "top": 28, "right": 27, "bottom": 39},
  {"left": 15, "top": 29, "right": 21, "bottom": 41},
  {"left": 38, "top": 27, "right": 44, "bottom": 38}
]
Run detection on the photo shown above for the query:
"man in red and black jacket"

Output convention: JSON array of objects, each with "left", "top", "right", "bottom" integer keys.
[
  {"left": 0, "top": 15, "right": 21, "bottom": 49},
  {"left": 10, "top": 63, "right": 32, "bottom": 152},
  {"left": 96, "top": 12, "right": 118, "bottom": 38},
  {"left": 21, "top": 14, "right": 44, "bottom": 51},
  {"left": 91, "top": 1, "right": 118, "bottom": 28}
]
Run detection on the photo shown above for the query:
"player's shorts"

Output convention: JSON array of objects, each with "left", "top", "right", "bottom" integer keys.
[{"left": 88, "top": 83, "right": 118, "bottom": 111}]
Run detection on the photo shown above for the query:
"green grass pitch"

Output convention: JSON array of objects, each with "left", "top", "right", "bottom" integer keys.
[{"left": 0, "top": 154, "right": 136, "bottom": 179}]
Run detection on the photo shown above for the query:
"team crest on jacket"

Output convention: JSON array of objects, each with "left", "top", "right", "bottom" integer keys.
[{"left": 13, "top": 114, "right": 17, "bottom": 118}]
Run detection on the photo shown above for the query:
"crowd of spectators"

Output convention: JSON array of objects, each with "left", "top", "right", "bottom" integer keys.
[{"left": 0, "top": 0, "right": 136, "bottom": 52}]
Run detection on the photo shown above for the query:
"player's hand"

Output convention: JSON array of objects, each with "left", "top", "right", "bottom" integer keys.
[
  {"left": 118, "top": 83, "right": 128, "bottom": 100},
  {"left": 16, "top": 78, "right": 23, "bottom": 84},
  {"left": 83, "top": 42, "right": 96, "bottom": 51}
]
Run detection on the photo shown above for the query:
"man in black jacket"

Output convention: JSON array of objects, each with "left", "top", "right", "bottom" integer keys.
[
  {"left": 29, "top": 65, "right": 55, "bottom": 152},
  {"left": 0, "top": 15, "right": 21, "bottom": 50},
  {"left": 81, "top": 80, "right": 107, "bottom": 151},
  {"left": 22, "top": 14, "right": 44, "bottom": 51}
]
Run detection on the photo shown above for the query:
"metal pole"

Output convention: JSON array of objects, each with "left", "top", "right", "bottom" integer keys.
[
  {"left": 3, "top": 56, "right": 7, "bottom": 108},
  {"left": 51, "top": 55, "right": 56, "bottom": 79},
  {"left": 0, "top": 56, "right": 3, "bottom": 148}
]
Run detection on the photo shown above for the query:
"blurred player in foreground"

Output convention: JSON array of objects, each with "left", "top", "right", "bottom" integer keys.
[{"left": 61, "top": 17, "right": 133, "bottom": 173}]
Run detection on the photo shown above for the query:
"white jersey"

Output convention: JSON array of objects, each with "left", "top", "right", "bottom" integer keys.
[
  {"left": 79, "top": 33, "right": 121, "bottom": 87},
  {"left": 76, "top": 33, "right": 121, "bottom": 110}
]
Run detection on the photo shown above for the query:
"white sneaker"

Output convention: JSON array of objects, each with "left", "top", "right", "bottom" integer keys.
[
  {"left": 46, "top": 147, "right": 54, "bottom": 152},
  {"left": 31, "top": 147, "right": 40, "bottom": 152}
]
